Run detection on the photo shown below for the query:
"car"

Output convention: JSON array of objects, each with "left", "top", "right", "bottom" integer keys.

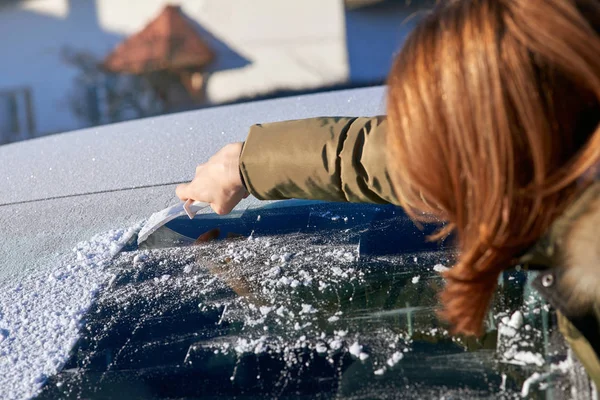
[{"left": 0, "top": 87, "right": 593, "bottom": 399}]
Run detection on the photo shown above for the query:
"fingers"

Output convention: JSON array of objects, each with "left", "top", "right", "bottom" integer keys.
[
  {"left": 175, "top": 182, "right": 190, "bottom": 201},
  {"left": 177, "top": 142, "right": 248, "bottom": 215},
  {"left": 210, "top": 203, "right": 230, "bottom": 215},
  {"left": 210, "top": 188, "right": 248, "bottom": 215},
  {"left": 178, "top": 179, "right": 233, "bottom": 215}
]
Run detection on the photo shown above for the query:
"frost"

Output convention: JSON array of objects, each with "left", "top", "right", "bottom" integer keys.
[
  {"left": 521, "top": 372, "right": 542, "bottom": 397},
  {"left": 349, "top": 342, "right": 363, "bottom": 358},
  {"left": 508, "top": 311, "right": 524, "bottom": 330},
  {"left": 386, "top": 351, "right": 404, "bottom": 367},
  {"left": 511, "top": 351, "right": 544, "bottom": 367},
  {"left": 315, "top": 343, "right": 328, "bottom": 353},
  {"left": 260, "top": 306, "right": 274, "bottom": 316},
  {"left": 498, "top": 309, "right": 546, "bottom": 368},
  {"left": 133, "top": 253, "right": 148, "bottom": 264},
  {"left": 300, "top": 304, "right": 317, "bottom": 314},
  {"left": 433, "top": 264, "right": 449, "bottom": 273},
  {"left": 329, "top": 339, "right": 343, "bottom": 350},
  {"left": 0, "top": 225, "right": 139, "bottom": 400},
  {"left": 275, "top": 306, "right": 287, "bottom": 317},
  {"left": 267, "top": 266, "right": 281, "bottom": 278},
  {"left": 520, "top": 356, "right": 574, "bottom": 397}
]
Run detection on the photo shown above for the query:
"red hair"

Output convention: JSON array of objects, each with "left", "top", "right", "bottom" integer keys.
[{"left": 386, "top": 0, "right": 600, "bottom": 335}]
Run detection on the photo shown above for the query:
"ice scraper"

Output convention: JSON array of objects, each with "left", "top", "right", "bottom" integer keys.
[{"left": 137, "top": 199, "right": 210, "bottom": 245}]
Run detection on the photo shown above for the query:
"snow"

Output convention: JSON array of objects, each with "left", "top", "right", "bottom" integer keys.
[
  {"left": 349, "top": 342, "right": 363, "bottom": 357},
  {"left": 315, "top": 343, "right": 328, "bottom": 353},
  {"left": 521, "top": 372, "right": 542, "bottom": 397},
  {"left": 500, "top": 373, "right": 507, "bottom": 392},
  {"left": 411, "top": 275, "right": 420, "bottom": 284},
  {"left": 200, "top": 242, "right": 377, "bottom": 370},
  {"left": 329, "top": 339, "right": 343, "bottom": 350},
  {"left": 508, "top": 311, "right": 524, "bottom": 330},
  {"left": 300, "top": 304, "right": 317, "bottom": 314},
  {"left": 0, "top": 185, "right": 179, "bottom": 285},
  {"left": 512, "top": 351, "right": 544, "bottom": 367},
  {"left": 520, "top": 356, "right": 574, "bottom": 397},
  {"left": 259, "top": 306, "right": 274, "bottom": 316},
  {"left": 0, "top": 225, "right": 138, "bottom": 400},
  {"left": 386, "top": 351, "right": 404, "bottom": 367},
  {"left": 497, "top": 307, "right": 549, "bottom": 371},
  {"left": 433, "top": 264, "right": 449, "bottom": 273}
]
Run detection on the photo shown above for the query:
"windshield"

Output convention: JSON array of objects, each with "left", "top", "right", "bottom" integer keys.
[{"left": 35, "top": 201, "right": 576, "bottom": 399}]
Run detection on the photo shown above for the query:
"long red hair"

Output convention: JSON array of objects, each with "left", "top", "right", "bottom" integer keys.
[{"left": 386, "top": 0, "right": 600, "bottom": 335}]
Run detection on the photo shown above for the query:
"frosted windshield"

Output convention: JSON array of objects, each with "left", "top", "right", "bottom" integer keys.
[{"left": 36, "top": 201, "right": 579, "bottom": 399}]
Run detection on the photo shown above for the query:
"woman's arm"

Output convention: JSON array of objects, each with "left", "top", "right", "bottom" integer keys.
[
  {"left": 176, "top": 116, "right": 400, "bottom": 214},
  {"left": 240, "top": 116, "right": 398, "bottom": 204}
]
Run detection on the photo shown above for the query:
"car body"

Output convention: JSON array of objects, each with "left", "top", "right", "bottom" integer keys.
[{"left": 0, "top": 87, "right": 593, "bottom": 399}]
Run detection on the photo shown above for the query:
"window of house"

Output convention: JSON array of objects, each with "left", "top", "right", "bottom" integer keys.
[{"left": 0, "top": 88, "right": 34, "bottom": 145}]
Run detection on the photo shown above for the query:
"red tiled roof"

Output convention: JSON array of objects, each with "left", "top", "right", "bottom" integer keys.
[{"left": 104, "top": 5, "right": 214, "bottom": 74}]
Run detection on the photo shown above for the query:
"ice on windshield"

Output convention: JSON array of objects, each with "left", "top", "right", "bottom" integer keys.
[{"left": 0, "top": 201, "right": 588, "bottom": 399}]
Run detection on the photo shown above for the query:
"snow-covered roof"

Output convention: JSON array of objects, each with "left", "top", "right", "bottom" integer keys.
[{"left": 103, "top": 5, "right": 215, "bottom": 73}]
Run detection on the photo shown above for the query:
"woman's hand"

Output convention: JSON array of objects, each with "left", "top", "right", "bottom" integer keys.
[{"left": 176, "top": 142, "right": 249, "bottom": 215}]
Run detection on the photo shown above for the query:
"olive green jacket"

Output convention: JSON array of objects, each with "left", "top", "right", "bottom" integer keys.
[
  {"left": 239, "top": 117, "right": 399, "bottom": 205},
  {"left": 239, "top": 117, "right": 600, "bottom": 385}
]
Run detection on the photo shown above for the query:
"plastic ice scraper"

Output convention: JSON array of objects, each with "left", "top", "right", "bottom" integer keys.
[{"left": 138, "top": 199, "right": 210, "bottom": 245}]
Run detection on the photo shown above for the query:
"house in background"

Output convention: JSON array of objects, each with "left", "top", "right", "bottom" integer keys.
[{"left": 0, "top": 0, "right": 430, "bottom": 145}]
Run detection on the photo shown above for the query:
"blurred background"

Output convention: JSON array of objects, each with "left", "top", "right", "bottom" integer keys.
[{"left": 0, "top": 0, "right": 433, "bottom": 146}]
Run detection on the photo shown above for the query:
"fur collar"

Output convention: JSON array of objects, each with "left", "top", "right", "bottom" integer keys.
[{"left": 558, "top": 184, "right": 600, "bottom": 313}]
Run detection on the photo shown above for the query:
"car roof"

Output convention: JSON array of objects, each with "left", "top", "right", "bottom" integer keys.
[
  {"left": 0, "top": 86, "right": 386, "bottom": 205},
  {"left": 0, "top": 86, "right": 385, "bottom": 283}
]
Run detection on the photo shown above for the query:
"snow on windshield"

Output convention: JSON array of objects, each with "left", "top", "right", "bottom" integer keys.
[
  {"left": 0, "top": 202, "right": 585, "bottom": 399},
  {"left": 0, "top": 225, "right": 140, "bottom": 399}
]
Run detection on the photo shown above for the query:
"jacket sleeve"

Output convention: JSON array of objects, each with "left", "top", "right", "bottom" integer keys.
[{"left": 239, "top": 116, "right": 400, "bottom": 205}]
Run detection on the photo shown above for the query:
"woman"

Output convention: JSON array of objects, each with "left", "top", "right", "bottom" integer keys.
[{"left": 176, "top": 0, "right": 600, "bottom": 385}]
